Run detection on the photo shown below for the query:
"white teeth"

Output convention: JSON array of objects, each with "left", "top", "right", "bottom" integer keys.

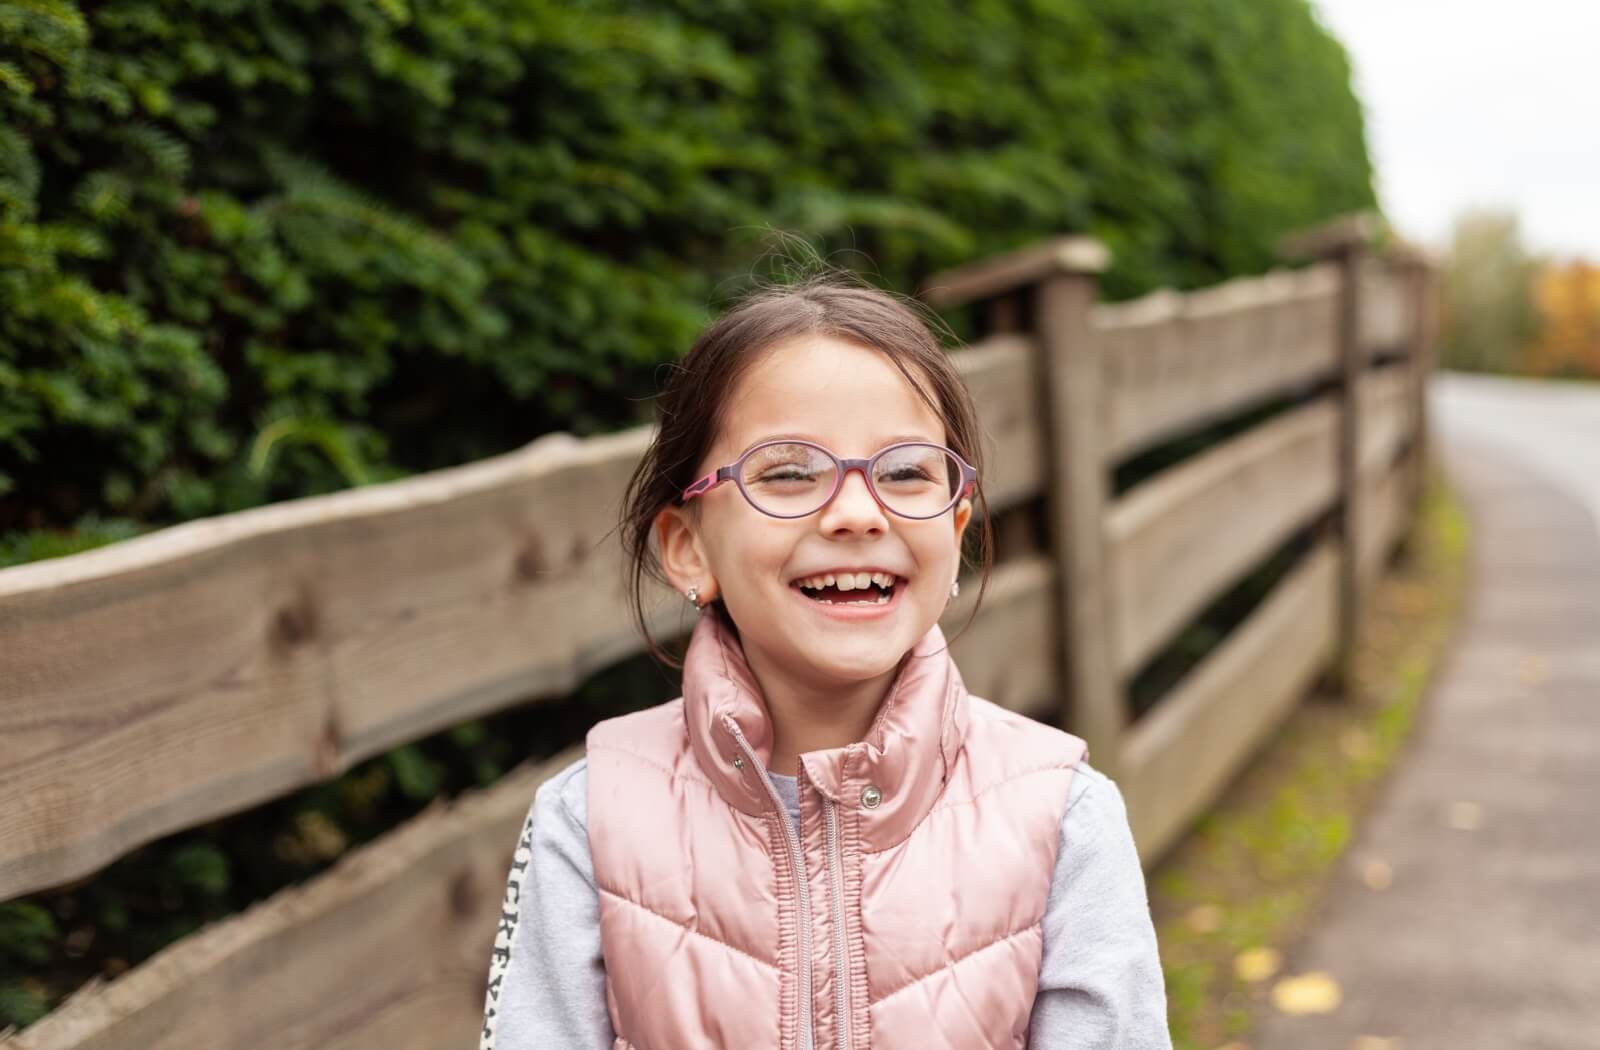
[
  {"left": 794, "top": 571, "right": 900, "bottom": 595},
  {"left": 812, "top": 591, "right": 891, "bottom": 606}
]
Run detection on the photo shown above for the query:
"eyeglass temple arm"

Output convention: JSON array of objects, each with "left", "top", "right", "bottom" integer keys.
[{"left": 681, "top": 465, "right": 736, "bottom": 503}]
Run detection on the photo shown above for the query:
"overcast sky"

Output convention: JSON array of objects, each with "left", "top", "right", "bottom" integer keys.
[{"left": 1311, "top": 0, "right": 1600, "bottom": 260}]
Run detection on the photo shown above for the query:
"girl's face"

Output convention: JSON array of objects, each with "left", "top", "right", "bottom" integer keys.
[{"left": 656, "top": 334, "right": 973, "bottom": 690}]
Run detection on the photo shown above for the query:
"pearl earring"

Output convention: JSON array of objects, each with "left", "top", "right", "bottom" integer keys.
[
  {"left": 951, "top": 579, "right": 960, "bottom": 598},
  {"left": 686, "top": 585, "right": 702, "bottom": 610}
]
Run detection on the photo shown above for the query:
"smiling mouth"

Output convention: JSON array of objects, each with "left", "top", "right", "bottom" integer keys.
[{"left": 791, "top": 574, "right": 900, "bottom": 606}]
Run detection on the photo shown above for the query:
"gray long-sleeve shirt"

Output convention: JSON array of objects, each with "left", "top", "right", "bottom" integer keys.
[{"left": 481, "top": 754, "right": 1172, "bottom": 1049}]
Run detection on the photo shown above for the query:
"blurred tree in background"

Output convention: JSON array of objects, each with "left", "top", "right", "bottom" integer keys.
[
  {"left": 1, "top": 0, "right": 1375, "bottom": 561},
  {"left": 1437, "top": 208, "right": 1544, "bottom": 375},
  {"left": 1526, "top": 261, "right": 1600, "bottom": 379}
]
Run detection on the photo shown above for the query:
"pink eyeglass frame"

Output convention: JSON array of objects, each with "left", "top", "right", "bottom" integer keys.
[{"left": 679, "top": 438, "right": 979, "bottom": 520}]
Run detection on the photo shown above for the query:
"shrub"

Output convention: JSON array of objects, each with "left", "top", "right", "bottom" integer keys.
[{"left": 1, "top": 0, "right": 1374, "bottom": 554}]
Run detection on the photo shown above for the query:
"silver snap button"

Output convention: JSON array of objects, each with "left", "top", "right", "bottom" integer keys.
[
  {"left": 732, "top": 755, "right": 745, "bottom": 769},
  {"left": 860, "top": 784, "right": 882, "bottom": 809}
]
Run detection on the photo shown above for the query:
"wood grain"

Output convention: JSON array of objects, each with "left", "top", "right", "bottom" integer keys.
[
  {"left": 1106, "top": 397, "right": 1340, "bottom": 676},
  {"left": 1095, "top": 264, "right": 1342, "bottom": 460},
  {"left": 1121, "top": 539, "right": 1339, "bottom": 865},
  {"left": 9, "top": 747, "right": 579, "bottom": 1050}
]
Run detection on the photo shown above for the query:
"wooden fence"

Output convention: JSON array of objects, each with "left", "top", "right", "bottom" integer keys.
[{"left": 0, "top": 213, "right": 1435, "bottom": 1048}]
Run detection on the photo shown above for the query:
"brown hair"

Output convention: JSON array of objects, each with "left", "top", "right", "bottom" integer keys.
[{"left": 618, "top": 271, "right": 995, "bottom": 668}]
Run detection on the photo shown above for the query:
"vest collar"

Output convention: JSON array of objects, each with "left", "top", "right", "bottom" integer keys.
[{"left": 683, "top": 611, "right": 971, "bottom": 850}]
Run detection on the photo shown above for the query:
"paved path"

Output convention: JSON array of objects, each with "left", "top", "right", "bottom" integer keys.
[{"left": 1252, "top": 372, "right": 1600, "bottom": 1050}]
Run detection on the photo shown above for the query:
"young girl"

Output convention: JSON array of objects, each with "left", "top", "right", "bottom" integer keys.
[{"left": 481, "top": 276, "right": 1173, "bottom": 1050}]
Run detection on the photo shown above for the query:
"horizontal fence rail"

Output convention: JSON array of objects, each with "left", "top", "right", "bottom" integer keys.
[
  {"left": 7, "top": 747, "right": 580, "bottom": 1050},
  {"left": 1107, "top": 395, "right": 1341, "bottom": 678},
  {"left": 1093, "top": 262, "right": 1342, "bottom": 460},
  {"left": 1121, "top": 538, "right": 1340, "bottom": 860},
  {"left": 1, "top": 212, "right": 1436, "bottom": 1049},
  {"left": 0, "top": 331, "right": 1052, "bottom": 904}
]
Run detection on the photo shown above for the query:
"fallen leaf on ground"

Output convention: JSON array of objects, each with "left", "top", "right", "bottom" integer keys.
[
  {"left": 1339, "top": 728, "right": 1374, "bottom": 760},
  {"left": 1361, "top": 857, "right": 1393, "bottom": 890},
  {"left": 1186, "top": 904, "right": 1223, "bottom": 933},
  {"left": 1271, "top": 971, "right": 1342, "bottom": 1014},
  {"left": 1234, "top": 946, "right": 1282, "bottom": 983}
]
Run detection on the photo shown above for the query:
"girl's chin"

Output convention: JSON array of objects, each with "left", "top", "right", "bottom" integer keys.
[{"left": 798, "top": 650, "right": 907, "bottom": 686}]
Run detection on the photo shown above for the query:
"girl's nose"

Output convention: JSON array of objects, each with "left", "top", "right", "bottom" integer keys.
[{"left": 818, "top": 469, "right": 888, "bottom": 534}]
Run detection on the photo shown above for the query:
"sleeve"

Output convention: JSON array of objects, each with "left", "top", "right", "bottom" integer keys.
[
  {"left": 480, "top": 757, "right": 616, "bottom": 1050},
  {"left": 1026, "top": 763, "right": 1174, "bottom": 1049}
]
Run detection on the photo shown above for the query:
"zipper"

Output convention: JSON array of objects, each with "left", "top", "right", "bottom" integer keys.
[
  {"left": 822, "top": 798, "right": 852, "bottom": 1050},
  {"left": 728, "top": 721, "right": 815, "bottom": 1050}
]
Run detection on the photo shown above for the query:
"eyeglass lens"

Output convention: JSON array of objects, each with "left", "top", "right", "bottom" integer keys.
[{"left": 738, "top": 443, "right": 963, "bottom": 518}]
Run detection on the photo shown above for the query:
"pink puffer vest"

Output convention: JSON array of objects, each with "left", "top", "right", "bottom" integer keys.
[{"left": 585, "top": 612, "right": 1089, "bottom": 1050}]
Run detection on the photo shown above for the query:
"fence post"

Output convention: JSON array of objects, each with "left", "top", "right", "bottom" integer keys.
[
  {"left": 921, "top": 237, "right": 1122, "bottom": 776},
  {"left": 1280, "top": 212, "right": 1381, "bottom": 700},
  {"left": 1031, "top": 257, "right": 1125, "bottom": 778},
  {"left": 1392, "top": 244, "right": 1438, "bottom": 518}
]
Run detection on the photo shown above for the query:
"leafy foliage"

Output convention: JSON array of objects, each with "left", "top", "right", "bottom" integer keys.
[
  {"left": 1, "top": 0, "right": 1373, "bottom": 553},
  {"left": 1527, "top": 260, "right": 1600, "bottom": 379}
]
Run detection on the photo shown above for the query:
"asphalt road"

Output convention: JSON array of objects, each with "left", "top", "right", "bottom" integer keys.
[
  {"left": 1432, "top": 372, "right": 1600, "bottom": 530},
  {"left": 1250, "top": 371, "right": 1600, "bottom": 1050}
]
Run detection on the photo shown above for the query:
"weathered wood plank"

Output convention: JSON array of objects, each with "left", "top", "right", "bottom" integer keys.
[
  {"left": 1394, "top": 249, "right": 1440, "bottom": 513},
  {"left": 9, "top": 747, "right": 579, "bottom": 1050},
  {"left": 1359, "top": 257, "right": 1415, "bottom": 356},
  {"left": 955, "top": 334, "right": 1046, "bottom": 512},
  {"left": 942, "top": 556, "right": 1056, "bottom": 721},
  {"left": 0, "top": 429, "right": 671, "bottom": 901},
  {"left": 1033, "top": 271, "right": 1127, "bottom": 779},
  {"left": 1105, "top": 397, "right": 1340, "bottom": 677},
  {"left": 1332, "top": 237, "right": 1366, "bottom": 695},
  {"left": 1358, "top": 362, "right": 1412, "bottom": 476},
  {"left": 1094, "top": 264, "right": 1342, "bottom": 460},
  {"left": 921, "top": 237, "right": 1111, "bottom": 309},
  {"left": 1276, "top": 211, "right": 1384, "bottom": 263},
  {"left": 1358, "top": 457, "right": 1410, "bottom": 586},
  {"left": 1121, "top": 538, "right": 1338, "bottom": 865}
]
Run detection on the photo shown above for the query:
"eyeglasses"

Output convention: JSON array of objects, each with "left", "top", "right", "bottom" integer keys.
[{"left": 680, "top": 439, "right": 978, "bottom": 520}]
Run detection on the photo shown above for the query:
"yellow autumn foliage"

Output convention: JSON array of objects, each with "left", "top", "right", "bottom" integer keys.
[{"left": 1527, "top": 260, "right": 1600, "bottom": 378}]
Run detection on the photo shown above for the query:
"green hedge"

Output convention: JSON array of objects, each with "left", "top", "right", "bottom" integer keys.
[{"left": 1, "top": 0, "right": 1373, "bottom": 557}]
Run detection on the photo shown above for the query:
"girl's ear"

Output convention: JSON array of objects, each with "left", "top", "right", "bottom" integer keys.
[
  {"left": 952, "top": 496, "right": 973, "bottom": 546},
  {"left": 655, "top": 505, "right": 717, "bottom": 601}
]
